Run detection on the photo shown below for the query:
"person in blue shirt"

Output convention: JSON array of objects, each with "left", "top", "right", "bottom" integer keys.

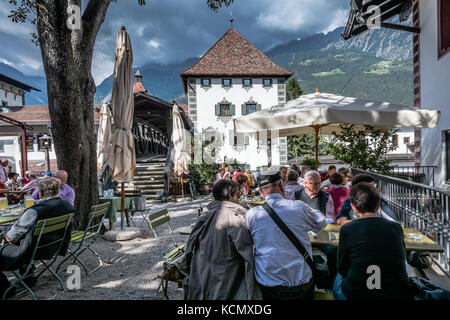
[{"left": 246, "top": 170, "right": 326, "bottom": 300}]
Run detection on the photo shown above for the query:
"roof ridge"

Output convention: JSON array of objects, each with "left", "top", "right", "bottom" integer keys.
[
  {"left": 179, "top": 27, "right": 292, "bottom": 92},
  {"left": 181, "top": 27, "right": 236, "bottom": 74}
]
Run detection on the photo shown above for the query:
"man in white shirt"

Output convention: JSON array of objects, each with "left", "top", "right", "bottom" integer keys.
[
  {"left": 321, "top": 165, "right": 337, "bottom": 189},
  {"left": 246, "top": 170, "right": 326, "bottom": 300}
]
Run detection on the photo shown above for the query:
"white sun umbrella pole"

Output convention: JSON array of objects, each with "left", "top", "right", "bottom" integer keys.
[
  {"left": 171, "top": 102, "right": 191, "bottom": 198},
  {"left": 234, "top": 92, "right": 441, "bottom": 170},
  {"left": 106, "top": 26, "right": 136, "bottom": 230}
]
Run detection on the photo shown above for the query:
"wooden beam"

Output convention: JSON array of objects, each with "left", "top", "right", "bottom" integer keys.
[{"left": 381, "top": 22, "right": 420, "bottom": 33}]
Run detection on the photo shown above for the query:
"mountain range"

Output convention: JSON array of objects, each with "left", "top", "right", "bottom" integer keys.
[{"left": 0, "top": 26, "right": 413, "bottom": 107}]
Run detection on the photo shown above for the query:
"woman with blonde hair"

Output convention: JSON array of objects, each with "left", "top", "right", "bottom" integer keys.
[{"left": 244, "top": 169, "right": 256, "bottom": 189}]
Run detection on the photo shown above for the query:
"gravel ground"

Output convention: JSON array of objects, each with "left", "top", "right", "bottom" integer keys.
[{"left": 8, "top": 196, "right": 212, "bottom": 300}]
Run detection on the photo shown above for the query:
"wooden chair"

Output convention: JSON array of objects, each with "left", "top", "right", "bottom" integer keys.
[{"left": 55, "top": 202, "right": 109, "bottom": 275}]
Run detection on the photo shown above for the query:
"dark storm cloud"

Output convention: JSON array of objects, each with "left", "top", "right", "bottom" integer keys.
[{"left": 0, "top": 0, "right": 350, "bottom": 83}]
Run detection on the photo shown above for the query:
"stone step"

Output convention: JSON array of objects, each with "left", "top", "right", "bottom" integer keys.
[
  {"left": 134, "top": 170, "right": 164, "bottom": 175},
  {"left": 132, "top": 179, "right": 164, "bottom": 184},
  {"left": 134, "top": 168, "right": 164, "bottom": 172},
  {"left": 135, "top": 163, "right": 165, "bottom": 169},
  {"left": 133, "top": 184, "right": 164, "bottom": 190},
  {"left": 133, "top": 175, "right": 164, "bottom": 181},
  {"left": 141, "top": 191, "right": 163, "bottom": 196},
  {"left": 136, "top": 157, "right": 166, "bottom": 163}
]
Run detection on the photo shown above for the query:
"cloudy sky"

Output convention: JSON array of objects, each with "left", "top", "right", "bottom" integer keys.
[{"left": 0, "top": 0, "right": 350, "bottom": 84}]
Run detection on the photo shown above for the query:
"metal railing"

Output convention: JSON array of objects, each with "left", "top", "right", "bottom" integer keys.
[
  {"left": 352, "top": 168, "right": 450, "bottom": 277},
  {"left": 389, "top": 166, "right": 437, "bottom": 187}
]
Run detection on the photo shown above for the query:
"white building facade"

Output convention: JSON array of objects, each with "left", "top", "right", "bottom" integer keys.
[
  {"left": 0, "top": 74, "right": 39, "bottom": 108},
  {"left": 181, "top": 28, "right": 292, "bottom": 169},
  {"left": 416, "top": 0, "right": 450, "bottom": 187}
]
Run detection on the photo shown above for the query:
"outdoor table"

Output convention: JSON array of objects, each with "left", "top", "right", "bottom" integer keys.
[
  {"left": 0, "top": 190, "right": 27, "bottom": 194},
  {"left": 0, "top": 206, "right": 27, "bottom": 226},
  {"left": 98, "top": 196, "right": 134, "bottom": 228},
  {"left": 309, "top": 224, "right": 444, "bottom": 253}
]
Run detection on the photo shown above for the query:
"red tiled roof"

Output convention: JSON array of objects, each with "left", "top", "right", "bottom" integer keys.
[
  {"left": 0, "top": 105, "right": 101, "bottom": 125},
  {"left": 133, "top": 82, "right": 147, "bottom": 94},
  {"left": 180, "top": 28, "right": 293, "bottom": 91}
]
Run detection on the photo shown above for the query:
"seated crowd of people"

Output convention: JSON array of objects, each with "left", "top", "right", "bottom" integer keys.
[
  {"left": 184, "top": 164, "right": 412, "bottom": 301},
  {"left": 0, "top": 167, "right": 76, "bottom": 298}
]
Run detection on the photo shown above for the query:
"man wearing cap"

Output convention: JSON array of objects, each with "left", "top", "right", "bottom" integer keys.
[{"left": 245, "top": 170, "right": 326, "bottom": 300}]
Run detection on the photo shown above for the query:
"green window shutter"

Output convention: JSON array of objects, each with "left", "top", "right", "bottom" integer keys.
[
  {"left": 215, "top": 104, "right": 220, "bottom": 116},
  {"left": 256, "top": 104, "right": 262, "bottom": 111},
  {"left": 241, "top": 104, "right": 246, "bottom": 115},
  {"left": 245, "top": 135, "right": 250, "bottom": 145},
  {"left": 231, "top": 104, "right": 235, "bottom": 116}
]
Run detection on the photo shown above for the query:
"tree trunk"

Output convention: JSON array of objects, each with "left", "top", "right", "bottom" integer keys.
[{"left": 36, "top": 0, "right": 110, "bottom": 228}]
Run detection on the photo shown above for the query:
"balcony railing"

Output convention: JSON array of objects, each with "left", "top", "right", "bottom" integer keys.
[
  {"left": 389, "top": 166, "right": 437, "bottom": 187},
  {"left": 352, "top": 168, "right": 450, "bottom": 277}
]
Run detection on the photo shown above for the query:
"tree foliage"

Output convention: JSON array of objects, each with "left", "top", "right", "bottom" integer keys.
[
  {"left": 324, "top": 125, "right": 399, "bottom": 174},
  {"left": 288, "top": 134, "right": 330, "bottom": 158},
  {"left": 286, "top": 77, "right": 303, "bottom": 102}
]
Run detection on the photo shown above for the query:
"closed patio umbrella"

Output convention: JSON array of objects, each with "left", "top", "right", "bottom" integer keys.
[
  {"left": 97, "top": 102, "right": 112, "bottom": 173},
  {"left": 234, "top": 92, "right": 441, "bottom": 170},
  {"left": 106, "top": 26, "right": 136, "bottom": 229},
  {"left": 171, "top": 103, "right": 191, "bottom": 197}
]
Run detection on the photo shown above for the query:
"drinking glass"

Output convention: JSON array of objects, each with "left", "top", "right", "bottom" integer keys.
[
  {"left": 0, "top": 197, "right": 7, "bottom": 209},
  {"left": 25, "top": 195, "right": 34, "bottom": 208}
]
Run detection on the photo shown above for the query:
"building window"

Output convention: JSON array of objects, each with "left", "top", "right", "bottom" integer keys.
[
  {"left": 219, "top": 104, "right": 231, "bottom": 116},
  {"left": 243, "top": 79, "right": 252, "bottom": 87},
  {"left": 222, "top": 79, "right": 232, "bottom": 87},
  {"left": 263, "top": 79, "right": 272, "bottom": 87},
  {"left": 1, "top": 101, "right": 7, "bottom": 107},
  {"left": 0, "top": 83, "right": 4, "bottom": 89},
  {"left": 0, "top": 141, "right": 5, "bottom": 153},
  {"left": 403, "top": 137, "right": 410, "bottom": 145},
  {"left": 9, "top": 86, "right": 13, "bottom": 92},
  {"left": 393, "top": 135, "right": 398, "bottom": 147},
  {"left": 439, "top": 0, "right": 450, "bottom": 58},
  {"left": 246, "top": 104, "right": 256, "bottom": 114},
  {"left": 201, "top": 79, "right": 211, "bottom": 87},
  {"left": 26, "top": 136, "right": 34, "bottom": 151},
  {"left": 18, "top": 89, "right": 21, "bottom": 95},
  {"left": 242, "top": 102, "right": 261, "bottom": 115}
]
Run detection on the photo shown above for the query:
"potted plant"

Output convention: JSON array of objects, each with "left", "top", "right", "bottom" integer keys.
[{"left": 190, "top": 163, "right": 215, "bottom": 195}]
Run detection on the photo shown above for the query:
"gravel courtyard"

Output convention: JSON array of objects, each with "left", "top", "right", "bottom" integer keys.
[{"left": 10, "top": 196, "right": 212, "bottom": 300}]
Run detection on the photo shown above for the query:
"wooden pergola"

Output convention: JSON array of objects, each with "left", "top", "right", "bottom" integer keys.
[
  {"left": 342, "top": 0, "right": 420, "bottom": 40},
  {"left": 0, "top": 114, "right": 32, "bottom": 175}
]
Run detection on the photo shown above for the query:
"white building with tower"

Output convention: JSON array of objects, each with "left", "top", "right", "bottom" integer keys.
[{"left": 180, "top": 27, "right": 293, "bottom": 169}]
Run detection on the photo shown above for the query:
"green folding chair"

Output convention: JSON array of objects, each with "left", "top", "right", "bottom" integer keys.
[
  {"left": 2, "top": 212, "right": 73, "bottom": 300},
  {"left": 56, "top": 202, "right": 109, "bottom": 276},
  {"left": 146, "top": 208, "right": 185, "bottom": 296}
]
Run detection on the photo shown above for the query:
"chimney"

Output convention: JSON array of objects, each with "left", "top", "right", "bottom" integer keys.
[{"left": 135, "top": 69, "right": 142, "bottom": 83}]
